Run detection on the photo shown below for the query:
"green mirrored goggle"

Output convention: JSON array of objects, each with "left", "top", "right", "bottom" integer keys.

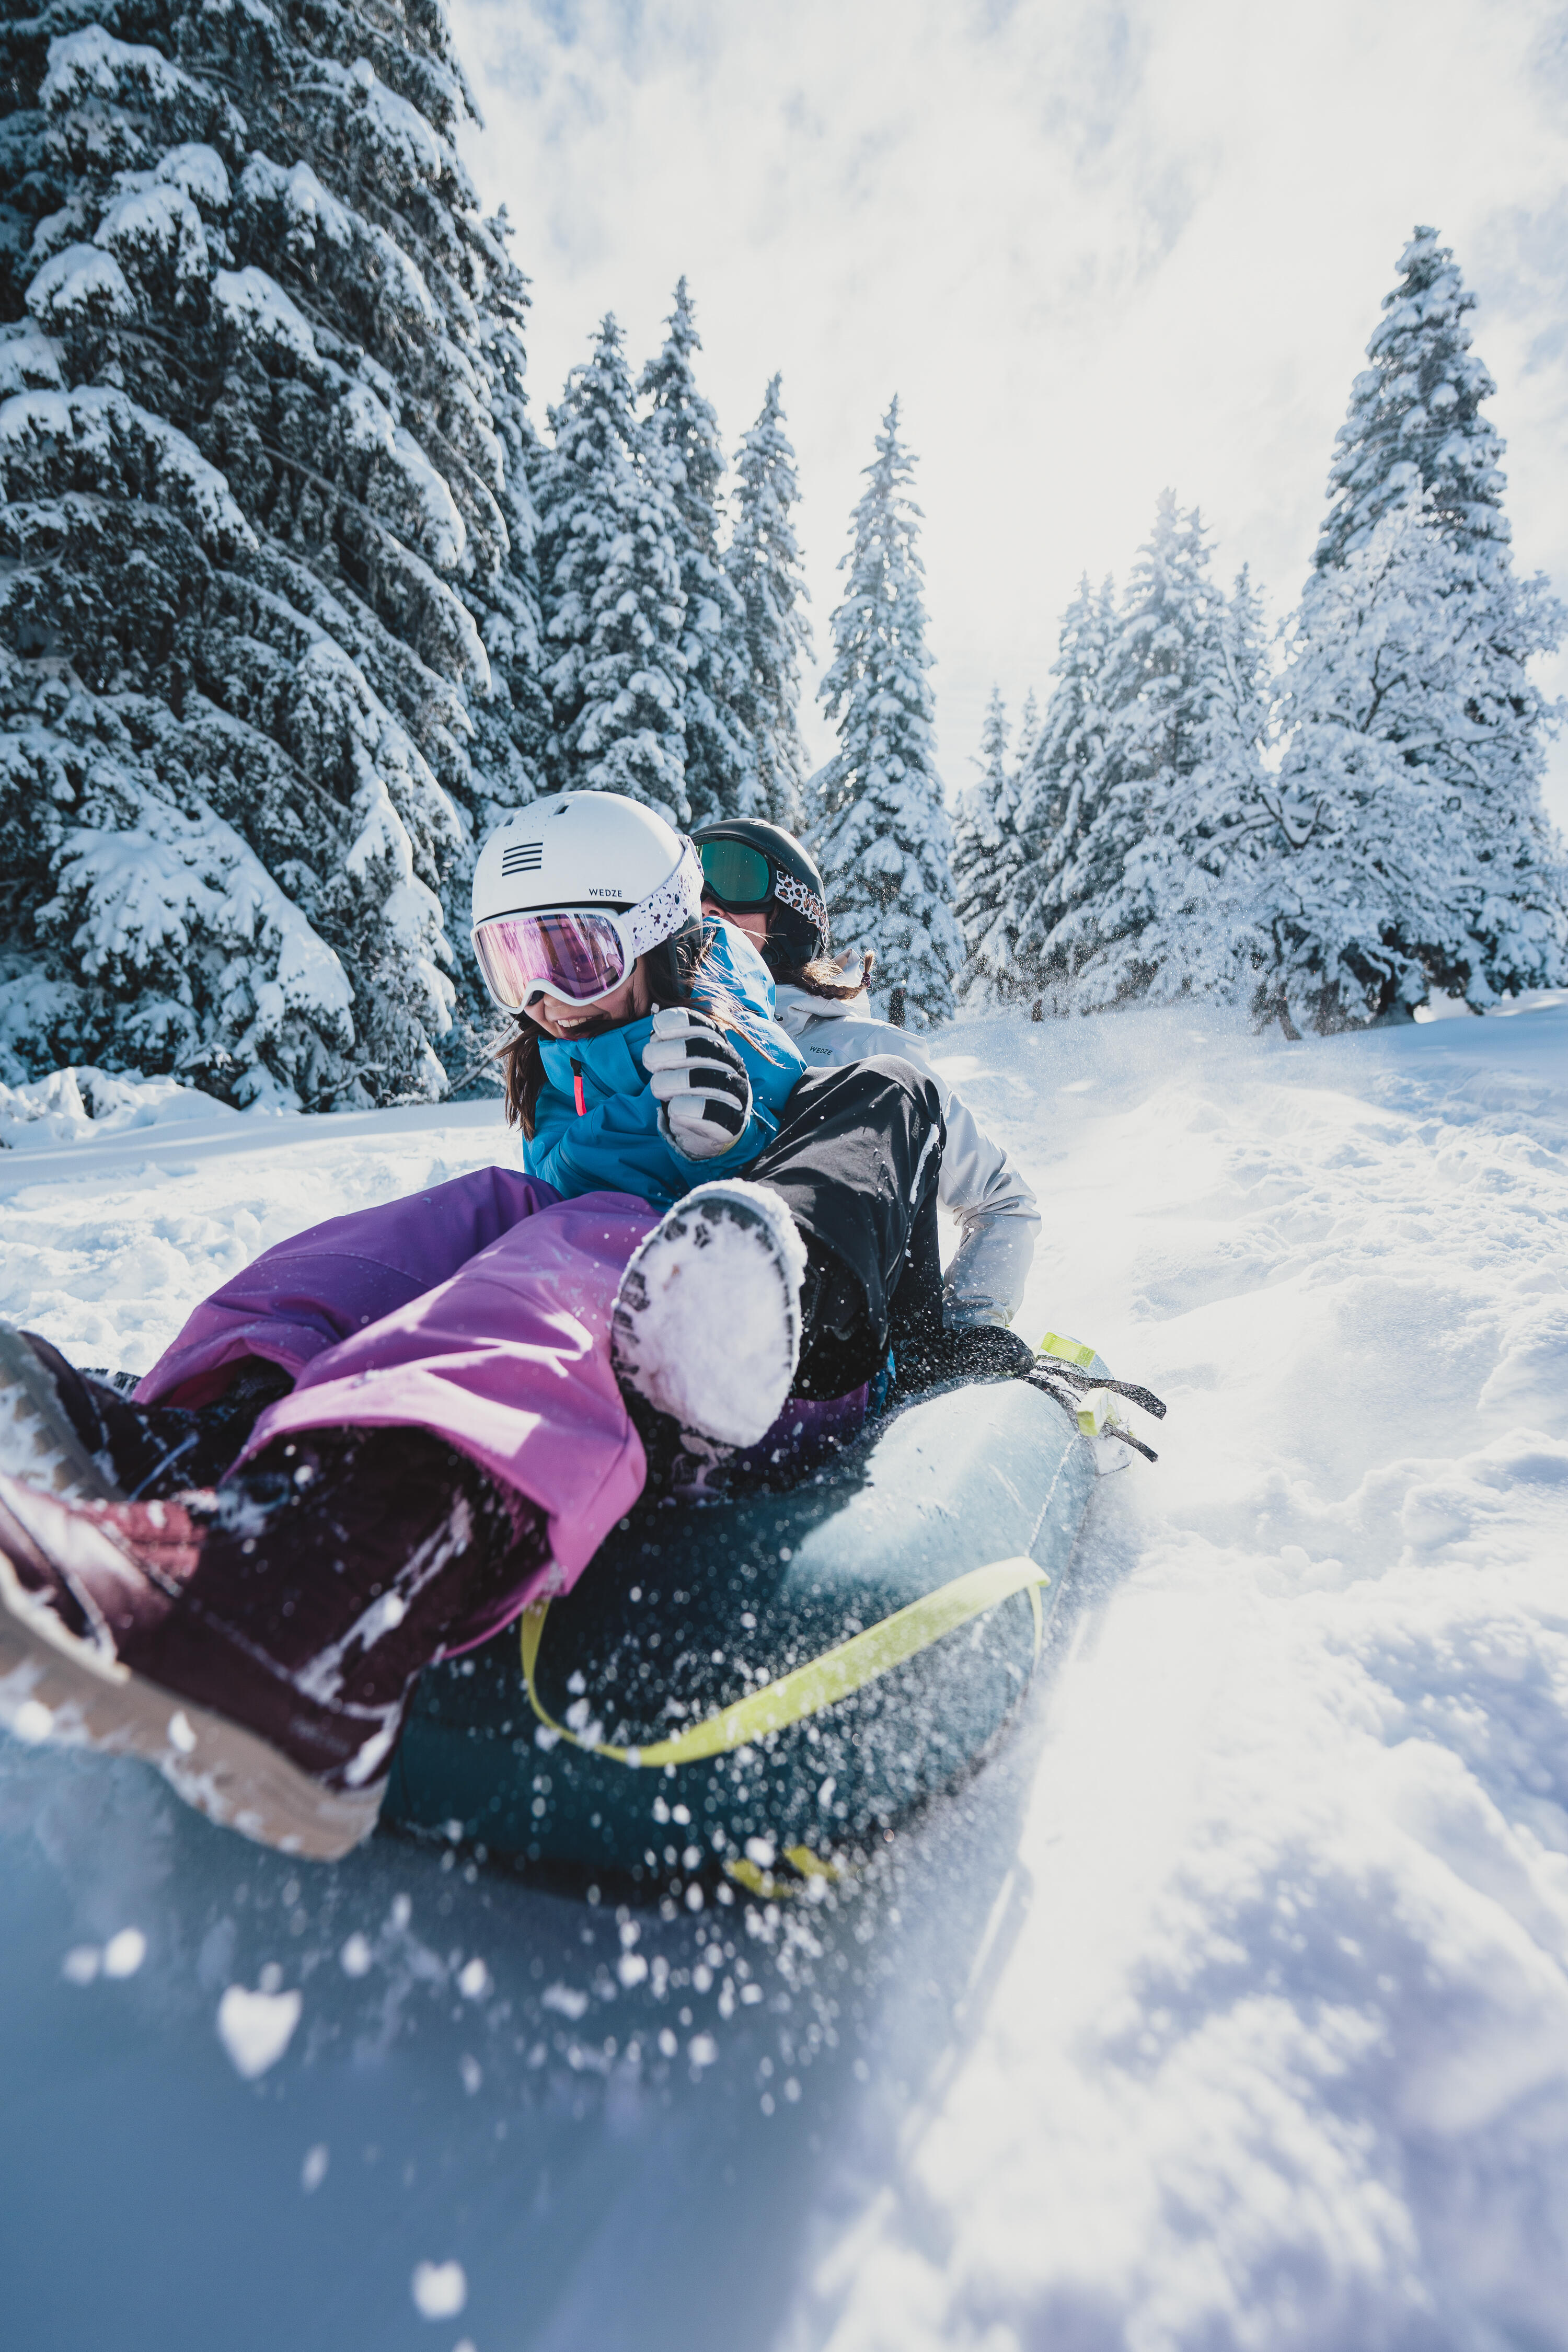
[{"left": 698, "top": 837, "right": 774, "bottom": 907}]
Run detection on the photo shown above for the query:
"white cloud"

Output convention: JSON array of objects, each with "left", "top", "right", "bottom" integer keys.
[{"left": 451, "top": 0, "right": 1568, "bottom": 820}]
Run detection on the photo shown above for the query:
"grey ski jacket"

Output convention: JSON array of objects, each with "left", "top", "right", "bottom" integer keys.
[{"left": 771, "top": 984, "right": 1040, "bottom": 1331}]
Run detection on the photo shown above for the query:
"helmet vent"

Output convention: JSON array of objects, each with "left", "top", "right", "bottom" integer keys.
[{"left": 500, "top": 840, "right": 544, "bottom": 877}]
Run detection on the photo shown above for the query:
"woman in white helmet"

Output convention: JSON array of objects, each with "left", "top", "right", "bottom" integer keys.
[
  {"left": 468, "top": 792, "right": 802, "bottom": 1203},
  {"left": 469, "top": 798, "right": 990, "bottom": 1464},
  {"left": 0, "top": 792, "right": 963, "bottom": 1857}
]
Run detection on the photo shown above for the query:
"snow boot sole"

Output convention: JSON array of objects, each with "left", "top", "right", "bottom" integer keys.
[
  {"left": 610, "top": 1181, "right": 806, "bottom": 1449},
  {"left": 0, "top": 1540, "right": 383, "bottom": 1862},
  {"left": 0, "top": 1321, "right": 125, "bottom": 1504}
]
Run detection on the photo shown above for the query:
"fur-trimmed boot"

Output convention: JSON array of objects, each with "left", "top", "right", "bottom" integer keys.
[{"left": 0, "top": 1426, "right": 541, "bottom": 1859}]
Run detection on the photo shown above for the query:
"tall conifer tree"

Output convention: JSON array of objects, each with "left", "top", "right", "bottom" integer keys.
[
  {"left": 1037, "top": 503, "right": 1222, "bottom": 1004},
  {"left": 0, "top": 0, "right": 541, "bottom": 1105},
  {"left": 1013, "top": 687, "right": 1041, "bottom": 775},
  {"left": 953, "top": 686, "right": 1021, "bottom": 1003},
  {"left": 535, "top": 316, "right": 687, "bottom": 821},
  {"left": 638, "top": 279, "right": 747, "bottom": 827},
  {"left": 1267, "top": 495, "right": 1566, "bottom": 1029},
  {"left": 1008, "top": 574, "right": 1115, "bottom": 1009},
  {"left": 725, "top": 374, "right": 812, "bottom": 828},
  {"left": 1034, "top": 503, "right": 1272, "bottom": 1011},
  {"left": 1314, "top": 227, "right": 1508, "bottom": 571},
  {"left": 812, "top": 398, "right": 961, "bottom": 1029},
  {"left": 1278, "top": 228, "right": 1567, "bottom": 1021}
]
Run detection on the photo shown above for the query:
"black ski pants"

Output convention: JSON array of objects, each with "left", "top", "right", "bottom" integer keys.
[{"left": 743, "top": 1056, "right": 946, "bottom": 1396}]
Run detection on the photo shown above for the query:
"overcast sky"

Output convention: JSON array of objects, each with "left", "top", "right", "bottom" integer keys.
[{"left": 448, "top": 0, "right": 1568, "bottom": 825}]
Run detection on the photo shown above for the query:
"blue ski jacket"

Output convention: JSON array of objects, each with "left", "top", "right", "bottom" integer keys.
[{"left": 522, "top": 921, "right": 806, "bottom": 1210}]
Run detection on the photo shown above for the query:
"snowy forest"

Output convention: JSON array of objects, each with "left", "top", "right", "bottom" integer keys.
[
  {"left": 952, "top": 229, "right": 1568, "bottom": 1039},
  {"left": 3, "top": 3, "right": 1566, "bottom": 1112}
]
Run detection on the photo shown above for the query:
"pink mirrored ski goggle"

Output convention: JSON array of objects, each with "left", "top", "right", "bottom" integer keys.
[
  {"left": 471, "top": 908, "right": 636, "bottom": 1013},
  {"left": 471, "top": 839, "right": 705, "bottom": 1016}
]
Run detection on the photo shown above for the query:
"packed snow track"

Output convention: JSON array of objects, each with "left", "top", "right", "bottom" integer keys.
[{"left": 2, "top": 1000, "right": 1565, "bottom": 2351}]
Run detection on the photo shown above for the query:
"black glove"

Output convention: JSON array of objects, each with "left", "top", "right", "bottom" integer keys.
[
  {"left": 643, "top": 1007, "right": 752, "bottom": 1159},
  {"left": 894, "top": 1325, "right": 1035, "bottom": 1395}
]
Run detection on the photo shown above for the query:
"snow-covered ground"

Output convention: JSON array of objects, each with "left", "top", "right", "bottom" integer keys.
[{"left": 2, "top": 1000, "right": 1565, "bottom": 2350}]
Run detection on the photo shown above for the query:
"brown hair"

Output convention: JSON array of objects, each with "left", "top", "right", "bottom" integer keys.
[
  {"left": 771, "top": 948, "right": 875, "bottom": 1002},
  {"left": 494, "top": 924, "right": 753, "bottom": 1137}
]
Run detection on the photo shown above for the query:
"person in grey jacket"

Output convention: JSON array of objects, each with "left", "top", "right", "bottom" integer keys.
[{"left": 691, "top": 820, "right": 1041, "bottom": 1335}]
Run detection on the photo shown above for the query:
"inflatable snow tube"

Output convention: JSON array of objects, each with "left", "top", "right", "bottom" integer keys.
[{"left": 383, "top": 1375, "right": 1097, "bottom": 1894}]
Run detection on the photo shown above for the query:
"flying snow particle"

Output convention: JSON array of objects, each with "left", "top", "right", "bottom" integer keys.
[
  {"left": 457, "top": 1956, "right": 489, "bottom": 1999},
  {"left": 217, "top": 1984, "right": 302, "bottom": 2079},
  {"left": 541, "top": 1982, "right": 588, "bottom": 2021},
  {"left": 301, "top": 2145, "right": 329, "bottom": 2193},
  {"left": 459, "top": 2054, "right": 483, "bottom": 2094},
  {"left": 102, "top": 1928, "right": 146, "bottom": 1978},
  {"left": 340, "top": 1932, "right": 373, "bottom": 1977},
  {"left": 62, "top": 1946, "right": 99, "bottom": 1985},
  {"left": 410, "top": 2260, "right": 467, "bottom": 2320}
]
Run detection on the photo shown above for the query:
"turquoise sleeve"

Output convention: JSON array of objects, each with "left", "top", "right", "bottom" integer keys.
[{"left": 525, "top": 1079, "right": 783, "bottom": 1208}]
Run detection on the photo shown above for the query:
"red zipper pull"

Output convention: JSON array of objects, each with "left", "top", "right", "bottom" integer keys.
[{"left": 571, "top": 1057, "right": 586, "bottom": 1116}]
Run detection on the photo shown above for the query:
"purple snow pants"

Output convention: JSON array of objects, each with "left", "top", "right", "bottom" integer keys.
[{"left": 137, "top": 1170, "right": 659, "bottom": 1602}]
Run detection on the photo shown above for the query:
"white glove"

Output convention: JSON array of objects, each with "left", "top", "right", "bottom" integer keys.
[{"left": 642, "top": 1006, "right": 752, "bottom": 1160}]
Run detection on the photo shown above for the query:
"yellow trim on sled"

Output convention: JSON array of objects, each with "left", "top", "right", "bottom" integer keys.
[
  {"left": 724, "top": 1843, "right": 844, "bottom": 1900},
  {"left": 520, "top": 1553, "right": 1050, "bottom": 1771},
  {"left": 1075, "top": 1388, "right": 1112, "bottom": 1436}
]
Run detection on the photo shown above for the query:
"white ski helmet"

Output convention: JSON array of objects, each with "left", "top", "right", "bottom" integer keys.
[{"left": 470, "top": 791, "right": 704, "bottom": 1014}]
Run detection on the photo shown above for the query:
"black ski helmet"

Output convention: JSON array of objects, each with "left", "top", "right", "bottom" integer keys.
[{"left": 691, "top": 818, "right": 830, "bottom": 977}]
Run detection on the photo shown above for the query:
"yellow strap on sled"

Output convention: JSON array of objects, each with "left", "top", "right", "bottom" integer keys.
[
  {"left": 1040, "top": 1330, "right": 1096, "bottom": 1368},
  {"left": 520, "top": 1552, "right": 1048, "bottom": 1770},
  {"left": 1074, "top": 1387, "right": 1112, "bottom": 1436},
  {"left": 724, "top": 1843, "right": 844, "bottom": 1900}
]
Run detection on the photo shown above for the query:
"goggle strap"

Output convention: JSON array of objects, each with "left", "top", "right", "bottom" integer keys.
[
  {"left": 624, "top": 840, "right": 704, "bottom": 957},
  {"left": 772, "top": 870, "right": 829, "bottom": 942}
]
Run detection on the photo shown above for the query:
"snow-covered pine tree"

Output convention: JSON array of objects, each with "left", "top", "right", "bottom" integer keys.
[
  {"left": 1108, "top": 557, "right": 1276, "bottom": 1008},
  {"left": 0, "top": 0, "right": 544, "bottom": 1105},
  {"left": 953, "top": 686, "right": 1023, "bottom": 1004},
  {"left": 1263, "top": 492, "right": 1566, "bottom": 1030},
  {"left": 425, "top": 200, "right": 553, "bottom": 1089},
  {"left": 638, "top": 279, "right": 747, "bottom": 828},
  {"left": 1007, "top": 574, "right": 1116, "bottom": 1011},
  {"left": 1276, "top": 228, "right": 1568, "bottom": 1018},
  {"left": 456, "top": 202, "right": 549, "bottom": 840},
  {"left": 811, "top": 398, "right": 961, "bottom": 1029},
  {"left": 724, "top": 373, "right": 812, "bottom": 829},
  {"left": 1013, "top": 687, "right": 1040, "bottom": 774},
  {"left": 534, "top": 315, "right": 688, "bottom": 822},
  {"left": 1033, "top": 498, "right": 1272, "bottom": 1011},
  {"left": 1315, "top": 226, "right": 1508, "bottom": 571}
]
